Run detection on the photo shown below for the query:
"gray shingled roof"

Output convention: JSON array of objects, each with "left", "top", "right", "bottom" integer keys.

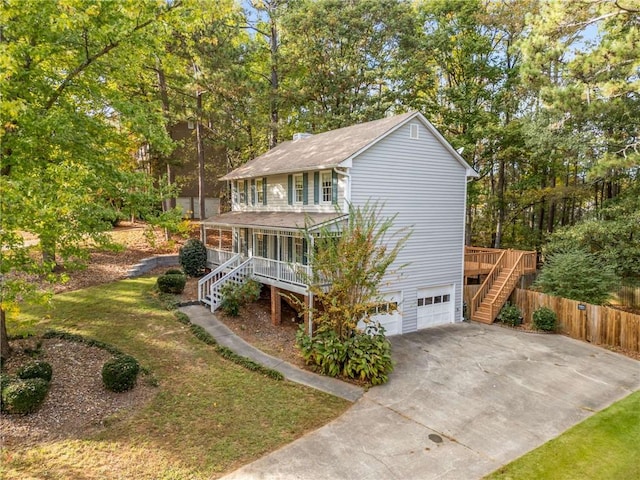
[
  {"left": 202, "top": 211, "right": 347, "bottom": 231},
  {"left": 220, "top": 111, "right": 417, "bottom": 181}
]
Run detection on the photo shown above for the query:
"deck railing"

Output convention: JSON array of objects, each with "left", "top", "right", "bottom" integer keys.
[{"left": 470, "top": 250, "right": 507, "bottom": 319}]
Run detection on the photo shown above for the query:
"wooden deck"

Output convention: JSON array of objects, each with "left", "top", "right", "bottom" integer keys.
[{"left": 465, "top": 247, "right": 537, "bottom": 324}]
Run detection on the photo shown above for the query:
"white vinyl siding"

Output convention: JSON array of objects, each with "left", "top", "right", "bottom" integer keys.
[
  {"left": 232, "top": 173, "right": 345, "bottom": 213},
  {"left": 349, "top": 120, "right": 467, "bottom": 334}
]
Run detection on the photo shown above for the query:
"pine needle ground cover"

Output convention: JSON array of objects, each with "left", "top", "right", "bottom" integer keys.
[
  {"left": 2, "top": 278, "right": 349, "bottom": 479},
  {"left": 485, "top": 390, "right": 640, "bottom": 480}
]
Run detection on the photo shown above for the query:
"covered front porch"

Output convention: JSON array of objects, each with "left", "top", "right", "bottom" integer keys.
[
  {"left": 201, "top": 211, "right": 345, "bottom": 292},
  {"left": 199, "top": 211, "right": 346, "bottom": 327}
]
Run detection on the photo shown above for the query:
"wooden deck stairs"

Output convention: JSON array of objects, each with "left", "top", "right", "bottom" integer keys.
[{"left": 465, "top": 247, "right": 536, "bottom": 324}]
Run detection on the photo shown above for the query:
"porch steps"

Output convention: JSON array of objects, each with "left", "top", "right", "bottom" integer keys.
[{"left": 201, "top": 257, "right": 254, "bottom": 312}]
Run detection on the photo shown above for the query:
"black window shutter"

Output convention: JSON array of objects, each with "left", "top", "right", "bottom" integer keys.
[
  {"left": 287, "top": 175, "right": 293, "bottom": 205},
  {"left": 332, "top": 170, "right": 338, "bottom": 205},
  {"left": 302, "top": 173, "right": 308, "bottom": 205},
  {"left": 287, "top": 237, "right": 293, "bottom": 262},
  {"left": 302, "top": 238, "right": 308, "bottom": 265},
  {"left": 262, "top": 177, "right": 267, "bottom": 205},
  {"left": 244, "top": 181, "right": 248, "bottom": 204},
  {"left": 251, "top": 179, "right": 256, "bottom": 205},
  {"left": 314, "top": 172, "right": 319, "bottom": 204}
]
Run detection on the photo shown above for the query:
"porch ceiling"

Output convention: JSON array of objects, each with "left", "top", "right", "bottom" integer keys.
[{"left": 201, "top": 211, "right": 347, "bottom": 231}]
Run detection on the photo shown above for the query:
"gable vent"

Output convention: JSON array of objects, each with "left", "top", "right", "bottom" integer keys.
[
  {"left": 293, "top": 132, "right": 313, "bottom": 141},
  {"left": 410, "top": 123, "right": 419, "bottom": 139}
]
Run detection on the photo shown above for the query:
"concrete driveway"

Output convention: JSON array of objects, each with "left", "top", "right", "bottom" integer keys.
[{"left": 222, "top": 322, "right": 640, "bottom": 480}]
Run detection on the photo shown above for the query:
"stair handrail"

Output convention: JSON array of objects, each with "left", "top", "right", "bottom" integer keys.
[
  {"left": 488, "top": 251, "right": 525, "bottom": 322},
  {"left": 208, "top": 257, "right": 254, "bottom": 312},
  {"left": 198, "top": 253, "right": 241, "bottom": 303},
  {"left": 470, "top": 250, "right": 507, "bottom": 318}
]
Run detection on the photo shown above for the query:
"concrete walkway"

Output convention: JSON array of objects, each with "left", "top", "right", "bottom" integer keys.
[
  {"left": 220, "top": 322, "right": 640, "bottom": 480},
  {"left": 178, "top": 305, "right": 364, "bottom": 402}
]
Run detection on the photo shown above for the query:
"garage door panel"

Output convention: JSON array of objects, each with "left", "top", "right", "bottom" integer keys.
[
  {"left": 357, "top": 292, "right": 402, "bottom": 336},
  {"left": 417, "top": 285, "right": 454, "bottom": 330}
]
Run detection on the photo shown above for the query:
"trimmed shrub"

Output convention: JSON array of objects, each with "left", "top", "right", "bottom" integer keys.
[
  {"left": 1, "top": 378, "right": 50, "bottom": 414},
  {"left": 17, "top": 360, "right": 53, "bottom": 382},
  {"left": 296, "top": 325, "right": 393, "bottom": 385},
  {"left": 0, "top": 373, "right": 15, "bottom": 393},
  {"left": 533, "top": 307, "right": 557, "bottom": 332},
  {"left": 165, "top": 268, "right": 184, "bottom": 275},
  {"left": 498, "top": 303, "right": 522, "bottom": 327},
  {"left": 157, "top": 273, "right": 187, "bottom": 294},
  {"left": 102, "top": 355, "right": 140, "bottom": 393},
  {"left": 179, "top": 239, "right": 207, "bottom": 277}
]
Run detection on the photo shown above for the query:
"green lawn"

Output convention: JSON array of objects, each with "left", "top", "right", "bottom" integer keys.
[
  {"left": 485, "top": 390, "right": 640, "bottom": 480},
  {"left": 2, "top": 278, "right": 350, "bottom": 479}
]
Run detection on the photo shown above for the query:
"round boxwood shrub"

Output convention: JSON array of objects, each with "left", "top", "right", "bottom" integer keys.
[
  {"left": 157, "top": 272, "right": 187, "bottom": 294},
  {"left": 102, "top": 354, "right": 140, "bottom": 393},
  {"left": 17, "top": 360, "right": 53, "bottom": 382},
  {"left": 533, "top": 306, "right": 557, "bottom": 332},
  {"left": 1, "top": 378, "right": 50, "bottom": 414},
  {"left": 179, "top": 239, "right": 207, "bottom": 277}
]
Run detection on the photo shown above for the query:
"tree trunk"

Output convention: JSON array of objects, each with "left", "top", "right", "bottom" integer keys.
[
  {"left": 494, "top": 155, "right": 505, "bottom": 248},
  {"left": 196, "top": 91, "right": 206, "bottom": 220},
  {"left": 157, "top": 66, "right": 176, "bottom": 210},
  {"left": 0, "top": 308, "right": 11, "bottom": 360},
  {"left": 268, "top": 8, "right": 279, "bottom": 149}
]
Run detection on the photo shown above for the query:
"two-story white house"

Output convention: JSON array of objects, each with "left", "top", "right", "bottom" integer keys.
[{"left": 199, "top": 111, "right": 478, "bottom": 335}]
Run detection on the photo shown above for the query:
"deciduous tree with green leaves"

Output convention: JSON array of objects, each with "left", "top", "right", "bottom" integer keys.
[{"left": 0, "top": 0, "right": 186, "bottom": 358}]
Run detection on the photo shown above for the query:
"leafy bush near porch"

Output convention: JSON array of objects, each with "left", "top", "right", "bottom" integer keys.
[
  {"left": 296, "top": 324, "right": 393, "bottom": 385},
  {"left": 156, "top": 272, "right": 187, "bottom": 294},
  {"left": 179, "top": 238, "right": 207, "bottom": 277},
  {"left": 498, "top": 303, "right": 522, "bottom": 326},
  {"left": 533, "top": 307, "right": 557, "bottom": 332},
  {"left": 219, "top": 279, "right": 261, "bottom": 316}
]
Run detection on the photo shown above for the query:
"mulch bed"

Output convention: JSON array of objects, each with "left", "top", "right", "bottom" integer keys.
[{"left": 1, "top": 337, "right": 156, "bottom": 447}]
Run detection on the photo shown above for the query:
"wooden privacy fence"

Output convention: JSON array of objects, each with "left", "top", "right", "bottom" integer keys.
[
  {"left": 612, "top": 285, "right": 640, "bottom": 309},
  {"left": 463, "top": 286, "right": 640, "bottom": 354}
]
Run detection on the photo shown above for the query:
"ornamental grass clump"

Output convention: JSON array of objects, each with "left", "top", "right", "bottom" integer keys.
[{"left": 102, "top": 354, "right": 140, "bottom": 393}]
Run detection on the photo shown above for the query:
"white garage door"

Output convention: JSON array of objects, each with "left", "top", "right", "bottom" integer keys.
[
  {"left": 357, "top": 292, "right": 402, "bottom": 336},
  {"left": 417, "top": 285, "right": 454, "bottom": 329}
]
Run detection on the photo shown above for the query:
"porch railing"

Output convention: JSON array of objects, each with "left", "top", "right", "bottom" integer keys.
[
  {"left": 208, "top": 257, "right": 254, "bottom": 312},
  {"left": 198, "top": 254, "right": 241, "bottom": 306},
  {"left": 252, "top": 257, "right": 310, "bottom": 287},
  {"left": 206, "top": 248, "right": 236, "bottom": 267}
]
